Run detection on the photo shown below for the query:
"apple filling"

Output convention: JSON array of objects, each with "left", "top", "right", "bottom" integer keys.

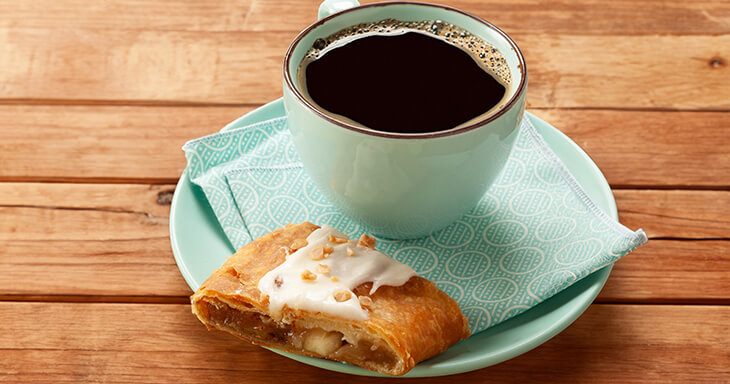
[{"left": 197, "top": 298, "right": 398, "bottom": 369}]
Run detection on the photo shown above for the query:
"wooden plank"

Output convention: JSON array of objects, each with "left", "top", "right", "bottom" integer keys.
[
  {"left": 1, "top": 239, "right": 190, "bottom": 297},
  {"left": 0, "top": 182, "right": 173, "bottom": 217},
  {"left": 0, "top": 0, "right": 257, "bottom": 32},
  {"left": 2, "top": 106, "right": 729, "bottom": 186},
  {"left": 2, "top": 183, "right": 728, "bottom": 302},
  {"left": 599, "top": 240, "right": 730, "bottom": 302},
  {"left": 0, "top": 105, "right": 252, "bottom": 182},
  {"left": 2, "top": 0, "right": 729, "bottom": 35},
  {"left": 615, "top": 190, "right": 730, "bottom": 239},
  {"left": 0, "top": 302, "right": 727, "bottom": 382},
  {"left": 0, "top": 28, "right": 292, "bottom": 104},
  {"left": 0, "top": 183, "right": 192, "bottom": 297},
  {"left": 250, "top": 0, "right": 730, "bottom": 35},
  {"left": 1, "top": 27, "right": 728, "bottom": 107},
  {"left": 518, "top": 34, "right": 730, "bottom": 110},
  {"left": 531, "top": 109, "right": 730, "bottom": 188}
]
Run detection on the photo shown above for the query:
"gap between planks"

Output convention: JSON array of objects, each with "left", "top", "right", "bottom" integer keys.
[
  {"left": 0, "top": 176, "right": 181, "bottom": 185},
  {"left": 0, "top": 99, "right": 261, "bottom": 107},
  {"left": 0, "top": 295, "right": 190, "bottom": 305}
]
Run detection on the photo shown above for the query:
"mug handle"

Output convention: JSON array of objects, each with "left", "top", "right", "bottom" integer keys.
[{"left": 318, "top": 0, "right": 360, "bottom": 19}]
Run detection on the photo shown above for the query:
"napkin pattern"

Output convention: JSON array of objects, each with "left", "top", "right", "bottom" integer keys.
[
  {"left": 183, "top": 117, "right": 295, "bottom": 247},
  {"left": 183, "top": 114, "right": 646, "bottom": 333}
]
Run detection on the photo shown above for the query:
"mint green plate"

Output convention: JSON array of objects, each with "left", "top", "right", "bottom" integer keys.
[{"left": 170, "top": 98, "right": 615, "bottom": 377}]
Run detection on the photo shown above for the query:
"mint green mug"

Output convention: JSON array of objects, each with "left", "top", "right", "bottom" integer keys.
[{"left": 283, "top": 0, "right": 527, "bottom": 239}]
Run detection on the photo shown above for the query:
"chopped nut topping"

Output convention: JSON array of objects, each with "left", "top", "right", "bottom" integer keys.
[
  {"left": 358, "top": 295, "right": 373, "bottom": 308},
  {"left": 330, "top": 276, "right": 340, "bottom": 282},
  {"left": 358, "top": 234, "right": 376, "bottom": 248},
  {"left": 328, "top": 234, "right": 349, "bottom": 244},
  {"left": 323, "top": 245, "right": 334, "bottom": 254},
  {"left": 334, "top": 290, "right": 352, "bottom": 302},
  {"left": 290, "top": 238, "right": 308, "bottom": 250},
  {"left": 315, "top": 263, "right": 330, "bottom": 275},
  {"left": 309, "top": 246, "right": 326, "bottom": 260},
  {"left": 274, "top": 275, "right": 284, "bottom": 288},
  {"left": 346, "top": 247, "right": 355, "bottom": 257},
  {"left": 301, "top": 270, "right": 317, "bottom": 281}
]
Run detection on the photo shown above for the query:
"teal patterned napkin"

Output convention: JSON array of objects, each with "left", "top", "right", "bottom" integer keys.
[{"left": 183, "top": 114, "right": 646, "bottom": 333}]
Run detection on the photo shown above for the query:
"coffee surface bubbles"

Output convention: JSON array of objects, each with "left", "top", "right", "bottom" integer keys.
[{"left": 297, "top": 19, "right": 512, "bottom": 134}]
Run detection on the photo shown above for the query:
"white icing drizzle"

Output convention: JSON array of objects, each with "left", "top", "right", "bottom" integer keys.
[{"left": 258, "top": 225, "right": 416, "bottom": 321}]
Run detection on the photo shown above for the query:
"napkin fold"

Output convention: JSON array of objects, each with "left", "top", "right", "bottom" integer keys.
[{"left": 183, "top": 114, "right": 646, "bottom": 333}]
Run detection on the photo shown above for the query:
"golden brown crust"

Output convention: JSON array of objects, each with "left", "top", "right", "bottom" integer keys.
[{"left": 191, "top": 222, "right": 470, "bottom": 376}]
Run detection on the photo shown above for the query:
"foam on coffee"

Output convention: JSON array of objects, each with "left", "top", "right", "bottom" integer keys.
[
  {"left": 297, "top": 19, "right": 513, "bottom": 133},
  {"left": 300, "top": 19, "right": 511, "bottom": 86}
]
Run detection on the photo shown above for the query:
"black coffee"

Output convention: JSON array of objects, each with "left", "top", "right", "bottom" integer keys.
[{"left": 298, "top": 20, "right": 511, "bottom": 134}]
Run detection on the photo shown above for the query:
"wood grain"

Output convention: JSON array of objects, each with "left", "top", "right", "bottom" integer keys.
[
  {"left": 531, "top": 109, "right": 730, "bottom": 188},
  {"left": 251, "top": 0, "right": 730, "bottom": 35},
  {"left": 0, "top": 302, "right": 727, "bottom": 383},
  {"left": 0, "top": 238, "right": 190, "bottom": 297},
  {"left": 521, "top": 34, "right": 729, "bottom": 111},
  {"left": 615, "top": 190, "right": 730, "bottom": 239},
  {"left": 0, "top": 183, "right": 191, "bottom": 297},
  {"left": 1, "top": 5, "right": 728, "bottom": 107},
  {"left": 0, "top": 105, "right": 252, "bottom": 182},
  {"left": 0, "top": 28, "right": 294, "bottom": 104},
  {"left": 1, "top": 183, "right": 727, "bottom": 302},
  {"left": 599, "top": 240, "right": 730, "bottom": 302},
  {"left": 0, "top": 182, "right": 173, "bottom": 217},
  {"left": 2, "top": 106, "right": 729, "bottom": 186},
  {"left": 3, "top": 0, "right": 729, "bottom": 35}
]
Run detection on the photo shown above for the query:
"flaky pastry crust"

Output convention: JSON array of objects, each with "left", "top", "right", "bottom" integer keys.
[{"left": 191, "top": 222, "right": 469, "bottom": 376}]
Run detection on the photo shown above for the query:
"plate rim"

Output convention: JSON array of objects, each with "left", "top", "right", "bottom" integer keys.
[{"left": 170, "top": 98, "right": 616, "bottom": 377}]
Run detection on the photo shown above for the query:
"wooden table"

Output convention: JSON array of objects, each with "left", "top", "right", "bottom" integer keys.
[{"left": 1, "top": 0, "right": 729, "bottom": 382}]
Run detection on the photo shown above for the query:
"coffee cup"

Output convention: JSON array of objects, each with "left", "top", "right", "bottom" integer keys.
[{"left": 283, "top": 0, "right": 527, "bottom": 239}]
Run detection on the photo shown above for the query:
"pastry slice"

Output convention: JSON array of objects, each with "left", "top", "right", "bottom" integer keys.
[{"left": 191, "top": 222, "right": 469, "bottom": 376}]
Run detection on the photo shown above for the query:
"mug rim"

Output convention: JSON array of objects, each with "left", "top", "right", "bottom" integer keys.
[{"left": 283, "top": 1, "right": 528, "bottom": 140}]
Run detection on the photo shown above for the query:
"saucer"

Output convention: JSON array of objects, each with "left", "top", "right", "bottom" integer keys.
[{"left": 170, "top": 98, "right": 616, "bottom": 377}]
